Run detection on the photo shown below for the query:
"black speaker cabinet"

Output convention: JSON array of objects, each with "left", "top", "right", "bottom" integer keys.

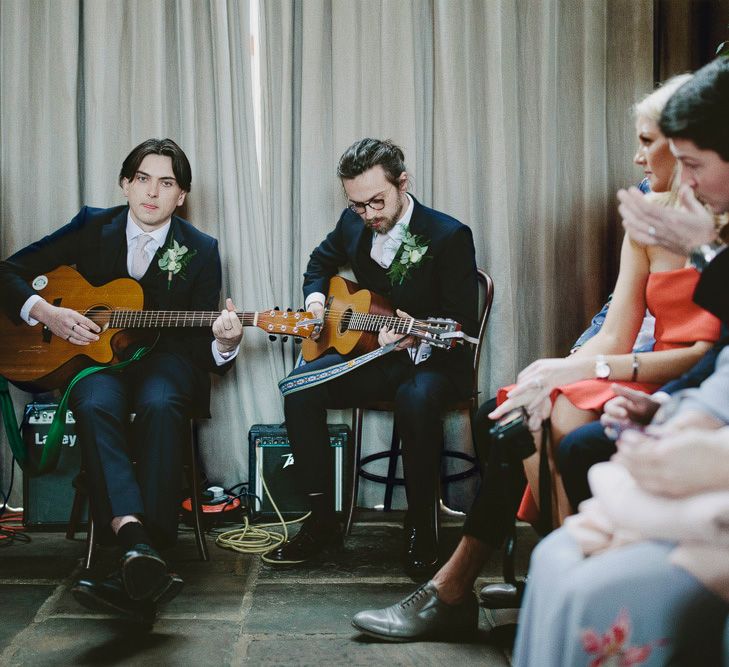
[
  {"left": 248, "top": 423, "right": 349, "bottom": 518},
  {"left": 22, "top": 403, "right": 86, "bottom": 530}
]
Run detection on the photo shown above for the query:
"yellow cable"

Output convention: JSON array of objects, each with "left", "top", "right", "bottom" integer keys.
[{"left": 215, "top": 444, "right": 310, "bottom": 560}]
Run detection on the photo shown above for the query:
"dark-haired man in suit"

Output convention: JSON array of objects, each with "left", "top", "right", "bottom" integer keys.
[
  {"left": 0, "top": 138, "right": 242, "bottom": 622},
  {"left": 267, "top": 138, "right": 479, "bottom": 578}
]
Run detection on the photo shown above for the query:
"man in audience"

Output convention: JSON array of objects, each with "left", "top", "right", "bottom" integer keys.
[{"left": 268, "top": 138, "right": 479, "bottom": 577}]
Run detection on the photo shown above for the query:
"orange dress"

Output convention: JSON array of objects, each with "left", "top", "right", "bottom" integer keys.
[{"left": 498, "top": 267, "right": 721, "bottom": 523}]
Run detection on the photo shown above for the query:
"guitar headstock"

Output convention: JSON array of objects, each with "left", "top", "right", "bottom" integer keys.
[
  {"left": 256, "top": 309, "right": 318, "bottom": 339},
  {"left": 413, "top": 318, "right": 462, "bottom": 349}
]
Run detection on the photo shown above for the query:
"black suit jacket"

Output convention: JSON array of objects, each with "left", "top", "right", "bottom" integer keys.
[
  {"left": 0, "top": 205, "right": 231, "bottom": 412},
  {"left": 694, "top": 246, "right": 729, "bottom": 326},
  {"left": 303, "top": 196, "right": 479, "bottom": 387}
]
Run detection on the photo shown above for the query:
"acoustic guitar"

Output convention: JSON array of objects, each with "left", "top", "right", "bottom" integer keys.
[
  {"left": 0, "top": 265, "right": 316, "bottom": 392},
  {"left": 301, "top": 275, "right": 473, "bottom": 362}
]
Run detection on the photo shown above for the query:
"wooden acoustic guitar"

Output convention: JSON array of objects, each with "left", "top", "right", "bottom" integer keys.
[
  {"left": 301, "top": 275, "right": 472, "bottom": 362},
  {"left": 0, "top": 265, "right": 316, "bottom": 392}
]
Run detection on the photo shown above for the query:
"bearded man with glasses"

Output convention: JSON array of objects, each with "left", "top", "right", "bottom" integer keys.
[{"left": 268, "top": 138, "right": 479, "bottom": 578}]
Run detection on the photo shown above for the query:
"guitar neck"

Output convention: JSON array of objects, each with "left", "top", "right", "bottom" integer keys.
[
  {"left": 106, "top": 311, "right": 258, "bottom": 328},
  {"left": 344, "top": 312, "right": 421, "bottom": 336}
]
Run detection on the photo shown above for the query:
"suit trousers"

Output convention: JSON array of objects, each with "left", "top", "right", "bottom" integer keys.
[
  {"left": 283, "top": 351, "right": 463, "bottom": 525},
  {"left": 461, "top": 399, "right": 528, "bottom": 547},
  {"left": 557, "top": 420, "right": 617, "bottom": 509},
  {"left": 69, "top": 351, "right": 198, "bottom": 548}
]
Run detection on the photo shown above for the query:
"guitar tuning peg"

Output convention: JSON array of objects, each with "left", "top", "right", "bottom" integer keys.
[
  {"left": 281, "top": 336, "right": 289, "bottom": 343},
  {"left": 274, "top": 306, "right": 280, "bottom": 311},
  {"left": 269, "top": 335, "right": 277, "bottom": 342},
  {"left": 286, "top": 307, "right": 292, "bottom": 312},
  {"left": 294, "top": 337, "right": 302, "bottom": 345},
  {"left": 297, "top": 308, "right": 304, "bottom": 313}
]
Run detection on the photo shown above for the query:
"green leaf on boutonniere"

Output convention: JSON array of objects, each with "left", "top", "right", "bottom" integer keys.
[
  {"left": 386, "top": 229, "right": 430, "bottom": 285},
  {"left": 158, "top": 238, "right": 197, "bottom": 290}
]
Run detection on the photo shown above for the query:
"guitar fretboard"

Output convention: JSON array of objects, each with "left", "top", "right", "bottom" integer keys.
[
  {"left": 104, "top": 311, "right": 258, "bottom": 328},
  {"left": 344, "top": 311, "right": 415, "bottom": 334}
]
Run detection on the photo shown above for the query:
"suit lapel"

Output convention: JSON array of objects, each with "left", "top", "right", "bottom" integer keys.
[{"left": 100, "top": 209, "right": 130, "bottom": 278}]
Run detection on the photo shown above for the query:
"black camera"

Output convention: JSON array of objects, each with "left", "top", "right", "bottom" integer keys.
[{"left": 489, "top": 407, "right": 536, "bottom": 461}]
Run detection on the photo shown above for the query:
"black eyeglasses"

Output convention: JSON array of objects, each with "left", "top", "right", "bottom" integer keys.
[{"left": 347, "top": 185, "right": 394, "bottom": 214}]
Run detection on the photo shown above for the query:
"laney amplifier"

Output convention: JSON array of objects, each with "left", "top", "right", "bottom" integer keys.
[
  {"left": 22, "top": 403, "right": 87, "bottom": 529},
  {"left": 248, "top": 423, "right": 349, "bottom": 518}
]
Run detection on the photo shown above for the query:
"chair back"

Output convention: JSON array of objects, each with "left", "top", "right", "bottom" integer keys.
[{"left": 469, "top": 269, "right": 495, "bottom": 405}]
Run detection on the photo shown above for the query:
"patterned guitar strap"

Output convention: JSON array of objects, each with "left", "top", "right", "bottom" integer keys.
[{"left": 278, "top": 339, "right": 404, "bottom": 397}]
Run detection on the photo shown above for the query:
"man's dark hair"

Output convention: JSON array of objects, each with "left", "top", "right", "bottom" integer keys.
[
  {"left": 337, "top": 138, "right": 406, "bottom": 185},
  {"left": 118, "top": 138, "right": 192, "bottom": 192},
  {"left": 660, "top": 57, "right": 729, "bottom": 162}
]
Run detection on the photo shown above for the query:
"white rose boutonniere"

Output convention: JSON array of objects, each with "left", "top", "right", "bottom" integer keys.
[
  {"left": 158, "top": 239, "right": 197, "bottom": 290},
  {"left": 387, "top": 229, "right": 431, "bottom": 285}
]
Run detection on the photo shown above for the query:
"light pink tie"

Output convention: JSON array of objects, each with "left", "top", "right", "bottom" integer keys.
[
  {"left": 130, "top": 234, "right": 154, "bottom": 279},
  {"left": 370, "top": 232, "right": 389, "bottom": 268}
]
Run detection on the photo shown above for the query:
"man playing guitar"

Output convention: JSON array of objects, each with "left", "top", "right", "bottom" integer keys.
[
  {"left": 269, "top": 138, "right": 479, "bottom": 577},
  {"left": 0, "top": 138, "right": 243, "bottom": 622}
]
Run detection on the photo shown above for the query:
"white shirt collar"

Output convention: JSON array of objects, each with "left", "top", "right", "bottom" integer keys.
[
  {"left": 382, "top": 193, "right": 414, "bottom": 243},
  {"left": 125, "top": 212, "right": 171, "bottom": 248}
]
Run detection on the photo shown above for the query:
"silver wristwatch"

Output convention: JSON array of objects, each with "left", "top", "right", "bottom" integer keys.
[
  {"left": 689, "top": 242, "right": 724, "bottom": 272},
  {"left": 595, "top": 354, "right": 611, "bottom": 379}
]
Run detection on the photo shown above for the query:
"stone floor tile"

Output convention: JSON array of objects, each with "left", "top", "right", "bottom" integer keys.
[{"left": 0, "top": 584, "right": 56, "bottom": 652}]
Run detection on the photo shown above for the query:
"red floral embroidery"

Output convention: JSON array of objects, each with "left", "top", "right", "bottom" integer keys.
[{"left": 581, "top": 609, "right": 667, "bottom": 666}]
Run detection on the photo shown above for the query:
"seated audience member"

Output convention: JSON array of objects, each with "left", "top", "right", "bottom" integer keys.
[
  {"left": 514, "top": 416, "right": 729, "bottom": 665},
  {"left": 350, "top": 75, "right": 716, "bottom": 642},
  {"left": 490, "top": 73, "right": 721, "bottom": 526},
  {"left": 516, "top": 55, "right": 729, "bottom": 667}
]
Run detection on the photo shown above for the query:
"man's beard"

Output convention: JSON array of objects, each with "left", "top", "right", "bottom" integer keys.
[{"left": 364, "top": 195, "right": 405, "bottom": 234}]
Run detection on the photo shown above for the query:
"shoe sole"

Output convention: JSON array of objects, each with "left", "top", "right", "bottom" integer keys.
[
  {"left": 71, "top": 586, "right": 156, "bottom": 626},
  {"left": 351, "top": 619, "right": 477, "bottom": 643},
  {"left": 122, "top": 552, "right": 168, "bottom": 601}
]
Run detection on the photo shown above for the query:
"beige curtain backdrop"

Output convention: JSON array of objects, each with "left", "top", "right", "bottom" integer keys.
[{"left": 1, "top": 0, "right": 652, "bottom": 512}]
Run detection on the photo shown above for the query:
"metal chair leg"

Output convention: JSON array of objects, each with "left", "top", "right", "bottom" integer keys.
[
  {"left": 84, "top": 517, "right": 96, "bottom": 570},
  {"left": 189, "top": 420, "right": 209, "bottom": 562},
  {"left": 344, "top": 407, "right": 364, "bottom": 536}
]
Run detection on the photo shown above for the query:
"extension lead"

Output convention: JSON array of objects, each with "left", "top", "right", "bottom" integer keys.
[{"left": 215, "top": 446, "right": 310, "bottom": 562}]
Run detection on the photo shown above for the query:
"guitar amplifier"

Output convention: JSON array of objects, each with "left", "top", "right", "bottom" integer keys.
[
  {"left": 248, "top": 423, "right": 348, "bottom": 518},
  {"left": 22, "top": 403, "right": 87, "bottom": 529}
]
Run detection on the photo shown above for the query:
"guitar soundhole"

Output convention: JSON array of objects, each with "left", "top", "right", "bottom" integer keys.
[
  {"left": 86, "top": 305, "right": 112, "bottom": 331},
  {"left": 338, "top": 308, "right": 353, "bottom": 335}
]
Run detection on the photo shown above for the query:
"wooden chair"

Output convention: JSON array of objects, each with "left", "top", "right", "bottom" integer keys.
[
  {"left": 343, "top": 269, "right": 494, "bottom": 534},
  {"left": 66, "top": 418, "right": 209, "bottom": 569}
]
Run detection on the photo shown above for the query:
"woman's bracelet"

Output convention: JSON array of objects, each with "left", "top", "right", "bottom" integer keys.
[{"left": 631, "top": 353, "right": 640, "bottom": 382}]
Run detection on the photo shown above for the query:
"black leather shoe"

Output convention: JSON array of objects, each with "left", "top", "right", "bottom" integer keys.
[
  {"left": 403, "top": 525, "right": 438, "bottom": 580},
  {"left": 264, "top": 517, "right": 342, "bottom": 565},
  {"left": 121, "top": 543, "right": 169, "bottom": 601},
  {"left": 479, "top": 579, "right": 526, "bottom": 609},
  {"left": 154, "top": 572, "right": 184, "bottom": 606},
  {"left": 351, "top": 581, "right": 479, "bottom": 642},
  {"left": 71, "top": 570, "right": 156, "bottom": 624}
]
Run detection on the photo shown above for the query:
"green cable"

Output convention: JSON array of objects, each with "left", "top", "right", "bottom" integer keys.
[{"left": 0, "top": 346, "right": 150, "bottom": 477}]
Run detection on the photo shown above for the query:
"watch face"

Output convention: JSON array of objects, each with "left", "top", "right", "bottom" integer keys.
[{"left": 596, "top": 361, "right": 610, "bottom": 379}]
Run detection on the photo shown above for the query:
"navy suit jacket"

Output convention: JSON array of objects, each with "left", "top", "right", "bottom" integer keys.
[
  {"left": 0, "top": 205, "right": 230, "bottom": 411},
  {"left": 303, "top": 196, "right": 479, "bottom": 388}
]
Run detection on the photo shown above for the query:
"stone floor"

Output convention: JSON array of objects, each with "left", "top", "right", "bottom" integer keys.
[{"left": 0, "top": 513, "right": 537, "bottom": 666}]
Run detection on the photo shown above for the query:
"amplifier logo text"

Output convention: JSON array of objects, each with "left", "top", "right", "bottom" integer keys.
[{"left": 34, "top": 433, "right": 77, "bottom": 447}]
